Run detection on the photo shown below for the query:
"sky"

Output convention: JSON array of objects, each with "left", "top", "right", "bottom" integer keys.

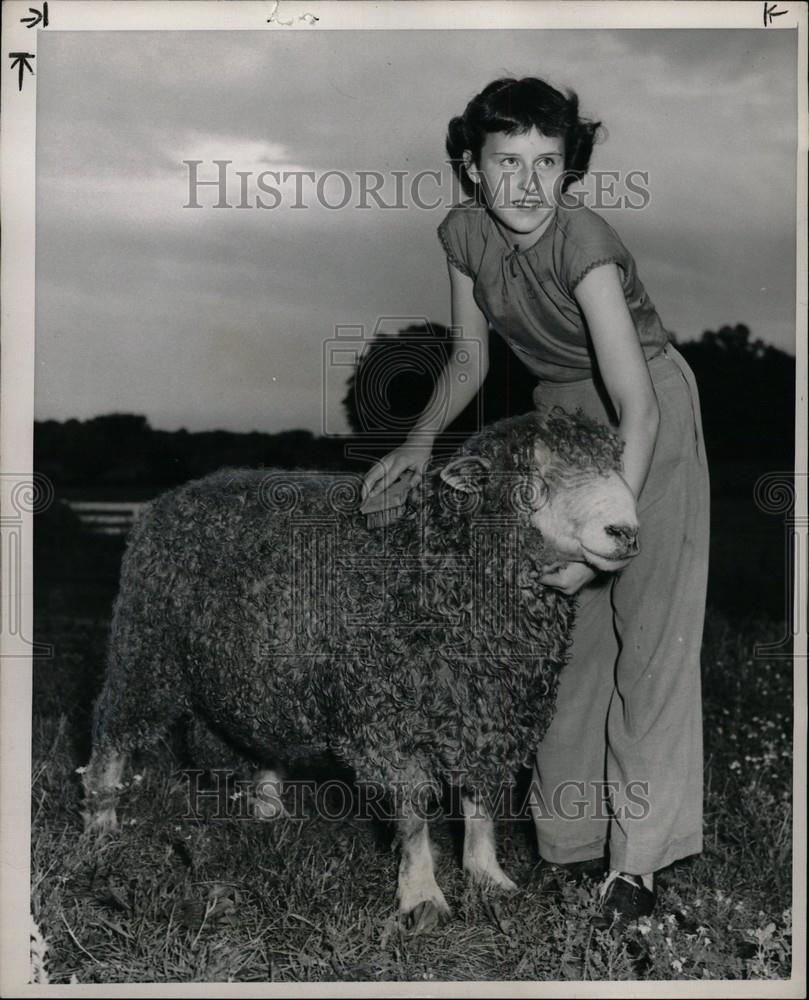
[{"left": 35, "top": 28, "right": 798, "bottom": 435}]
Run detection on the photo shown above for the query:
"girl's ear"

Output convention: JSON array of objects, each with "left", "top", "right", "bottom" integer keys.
[
  {"left": 462, "top": 149, "right": 481, "bottom": 186},
  {"left": 440, "top": 454, "right": 491, "bottom": 494}
]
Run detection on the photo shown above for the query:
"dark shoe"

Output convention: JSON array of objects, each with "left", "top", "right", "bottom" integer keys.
[{"left": 591, "top": 871, "right": 656, "bottom": 930}]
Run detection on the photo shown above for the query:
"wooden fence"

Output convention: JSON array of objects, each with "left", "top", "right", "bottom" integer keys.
[{"left": 66, "top": 501, "right": 147, "bottom": 536}]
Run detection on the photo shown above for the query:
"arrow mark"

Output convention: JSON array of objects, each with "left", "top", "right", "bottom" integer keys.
[
  {"left": 9, "top": 52, "right": 36, "bottom": 92},
  {"left": 21, "top": 3, "right": 49, "bottom": 29}
]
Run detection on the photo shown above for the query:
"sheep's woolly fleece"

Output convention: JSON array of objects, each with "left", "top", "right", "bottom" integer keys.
[{"left": 93, "top": 408, "right": 623, "bottom": 804}]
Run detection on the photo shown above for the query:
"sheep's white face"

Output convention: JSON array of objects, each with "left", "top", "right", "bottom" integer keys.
[
  {"left": 528, "top": 441, "right": 639, "bottom": 571},
  {"left": 438, "top": 427, "right": 639, "bottom": 573}
]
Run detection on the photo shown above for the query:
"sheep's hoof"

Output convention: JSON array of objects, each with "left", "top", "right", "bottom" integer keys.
[
  {"left": 82, "top": 807, "right": 119, "bottom": 835},
  {"left": 467, "top": 866, "right": 519, "bottom": 894},
  {"left": 402, "top": 898, "right": 450, "bottom": 935}
]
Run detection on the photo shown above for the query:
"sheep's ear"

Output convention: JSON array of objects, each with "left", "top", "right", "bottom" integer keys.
[{"left": 439, "top": 454, "right": 491, "bottom": 494}]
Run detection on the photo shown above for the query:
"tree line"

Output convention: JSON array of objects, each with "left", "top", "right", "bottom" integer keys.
[{"left": 34, "top": 322, "right": 794, "bottom": 490}]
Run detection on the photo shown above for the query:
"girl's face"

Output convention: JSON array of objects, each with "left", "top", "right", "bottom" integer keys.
[{"left": 464, "top": 128, "right": 566, "bottom": 238}]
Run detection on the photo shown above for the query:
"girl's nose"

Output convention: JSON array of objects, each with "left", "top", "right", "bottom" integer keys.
[
  {"left": 524, "top": 169, "right": 542, "bottom": 195},
  {"left": 510, "top": 170, "right": 531, "bottom": 202},
  {"left": 516, "top": 170, "right": 542, "bottom": 201}
]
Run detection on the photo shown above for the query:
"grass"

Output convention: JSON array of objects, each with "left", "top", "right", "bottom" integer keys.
[{"left": 29, "top": 600, "right": 794, "bottom": 984}]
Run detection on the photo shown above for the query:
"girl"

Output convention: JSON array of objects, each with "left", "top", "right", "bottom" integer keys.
[{"left": 361, "top": 77, "right": 710, "bottom": 924}]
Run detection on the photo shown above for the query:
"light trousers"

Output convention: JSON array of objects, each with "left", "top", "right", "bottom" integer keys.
[{"left": 531, "top": 344, "right": 710, "bottom": 874}]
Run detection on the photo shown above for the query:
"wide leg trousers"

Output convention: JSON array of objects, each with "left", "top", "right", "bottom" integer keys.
[{"left": 531, "top": 344, "right": 710, "bottom": 875}]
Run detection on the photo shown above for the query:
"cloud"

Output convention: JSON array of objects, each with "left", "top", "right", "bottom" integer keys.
[{"left": 34, "top": 28, "right": 799, "bottom": 434}]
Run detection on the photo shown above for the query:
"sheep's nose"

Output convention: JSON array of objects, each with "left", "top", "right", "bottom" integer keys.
[{"left": 605, "top": 523, "right": 639, "bottom": 556}]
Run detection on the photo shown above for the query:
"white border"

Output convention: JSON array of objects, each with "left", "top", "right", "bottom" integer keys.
[{"left": 2, "top": 2, "right": 806, "bottom": 997}]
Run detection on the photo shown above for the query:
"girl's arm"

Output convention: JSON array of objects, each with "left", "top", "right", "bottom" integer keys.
[
  {"left": 538, "top": 262, "right": 659, "bottom": 596},
  {"left": 361, "top": 263, "right": 490, "bottom": 500},
  {"left": 573, "top": 263, "right": 660, "bottom": 498}
]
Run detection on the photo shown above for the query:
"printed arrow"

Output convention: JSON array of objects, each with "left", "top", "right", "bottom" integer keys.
[
  {"left": 9, "top": 52, "right": 35, "bottom": 92},
  {"left": 21, "top": 3, "right": 49, "bottom": 28}
]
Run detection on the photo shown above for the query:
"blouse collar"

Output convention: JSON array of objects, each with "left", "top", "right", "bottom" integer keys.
[{"left": 486, "top": 206, "right": 558, "bottom": 258}]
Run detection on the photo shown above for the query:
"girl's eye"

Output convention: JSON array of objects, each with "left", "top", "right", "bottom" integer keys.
[
  {"left": 536, "top": 157, "right": 556, "bottom": 168},
  {"left": 500, "top": 158, "right": 519, "bottom": 167}
]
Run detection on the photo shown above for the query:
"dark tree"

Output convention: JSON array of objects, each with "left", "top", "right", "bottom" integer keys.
[
  {"left": 678, "top": 324, "right": 795, "bottom": 464},
  {"left": 33, "top": 321, "right": 794, "bottom": 496},
  {"left": 341, "top": 321, "right": 537, "bottom": 451}
]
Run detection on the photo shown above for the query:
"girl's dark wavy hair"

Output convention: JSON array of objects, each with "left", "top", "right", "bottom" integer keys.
[{"left": 446, "top": 77, "right": 602, "bottom": 199}]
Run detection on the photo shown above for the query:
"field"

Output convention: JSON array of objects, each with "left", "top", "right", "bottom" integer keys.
[{"left": 29, "top": 485, "right": 795, "bottom": 984}]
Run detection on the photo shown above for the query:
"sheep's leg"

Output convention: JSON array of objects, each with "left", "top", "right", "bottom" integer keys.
[
  {"left": 82, "top": 685, "right": 183, "bottom": 833},
  {"left": 461, "top": 791, "right": 518, "bottom": 891},
  {"left": 82, "top": 620, "right": 187, "bottom": 832},
  {"left": 250, "top": 767, "right": 288, "bottom": 820},
  {"left": 396, "top": 813, "right": 450, "bottom": 932},
  {"left": 82, "top": 745, "right": 128, "bottom": 834}
]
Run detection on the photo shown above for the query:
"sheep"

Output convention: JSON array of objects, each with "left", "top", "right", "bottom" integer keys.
[{"left": 82, "top": 405, "right": 638, "bottom": 931}]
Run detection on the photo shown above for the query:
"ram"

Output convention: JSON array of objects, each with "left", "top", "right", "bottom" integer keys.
[{"left": 82, "top": 406, "right": 638, "bottom": 931}]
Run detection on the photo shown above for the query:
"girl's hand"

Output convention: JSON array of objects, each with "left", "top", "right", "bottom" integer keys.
[
  {"left": 361, "top": 439, "right": 434, "bottom": 502},
  {"left": 539, "top": 562, "right": 599, "bottom": 596}
]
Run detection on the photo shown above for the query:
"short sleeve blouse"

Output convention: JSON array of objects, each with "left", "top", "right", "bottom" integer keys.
[{"left": 437, "top": 200, "right": 670, "bottom": 383}]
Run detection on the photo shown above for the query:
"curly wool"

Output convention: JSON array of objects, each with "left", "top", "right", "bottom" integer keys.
[{"left": 93, "top": 407, "right": 623, "bottom": 805}]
